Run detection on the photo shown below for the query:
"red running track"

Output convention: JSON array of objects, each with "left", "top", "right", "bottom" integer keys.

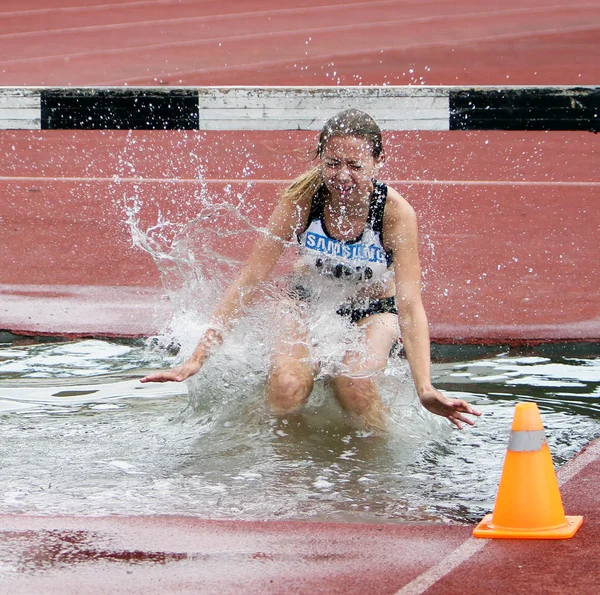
[
  {"left": 1, "top": 4, "right": 600, "bottom": 595},
  {"left": 0, "top": 0, "right": 599, "bottom": 87},
  {"left": 1, "top": 1, "right": 599, "bottom": 341},
  {"left": 1, "top": 129, "right": 598, "bottom": 341}
]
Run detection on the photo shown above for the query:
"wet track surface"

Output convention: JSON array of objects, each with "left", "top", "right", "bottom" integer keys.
[{"left": 1, "top": 1, "right": 599, "bottom": 592}]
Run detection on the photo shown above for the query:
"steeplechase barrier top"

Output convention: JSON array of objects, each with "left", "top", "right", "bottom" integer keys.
[{"left": 0, "top": 86, "right": 598, "bottom": 132}]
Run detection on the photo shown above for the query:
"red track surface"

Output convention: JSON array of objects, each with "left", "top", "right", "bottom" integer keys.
[
  {"left": 1, "top": 0, "right": 599, "bottom": 87},
  {"left": 1, "top": 3, "right": 600, "bottom": 594},
  {"left": 1, "top": 128, "right": 598, "bottom": 340},
  {"left": 1, "top": 1, "right": 599, "bottom": 341}
]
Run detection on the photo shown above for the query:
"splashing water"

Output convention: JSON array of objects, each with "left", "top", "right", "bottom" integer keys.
[
  {"left": 0, "top": 339, "right": 598, "bottom": 523},
  {"left": 123, "top": 175, "right": 425, "bottom": 423},
  {"left": 1, "top": 162, "right": 598, "bottom": 524}
]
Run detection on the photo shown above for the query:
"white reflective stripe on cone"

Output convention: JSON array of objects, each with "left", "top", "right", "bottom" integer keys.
[{"left": 507, "top": 430, "right": 548, "bottom": 452}]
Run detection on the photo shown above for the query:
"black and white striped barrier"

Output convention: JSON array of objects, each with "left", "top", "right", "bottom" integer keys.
[{"left": 1, "top": 86, "right": 598, "bottom": 132}]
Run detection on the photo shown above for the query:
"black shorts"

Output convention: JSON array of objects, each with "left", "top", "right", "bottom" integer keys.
[
  {"left": 336, "top": 296, "right": 398, "bottom": 324},
  {"left": 289, "top": 283, "right": 397, "bottom": 324}
]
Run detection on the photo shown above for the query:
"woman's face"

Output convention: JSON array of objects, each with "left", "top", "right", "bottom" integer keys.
[{"left": 320, "top": 135, "right": 382, "bottom": 202}]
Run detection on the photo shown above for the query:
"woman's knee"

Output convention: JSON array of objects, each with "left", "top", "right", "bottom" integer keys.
[
  {"left": 332, "top": 374, "right": 378, "bottom": 416},
  {"left": 267, "top": 357, "right": 314, "bottom": 413}
]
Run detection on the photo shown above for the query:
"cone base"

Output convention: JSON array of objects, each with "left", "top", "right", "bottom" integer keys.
[{"left": 473, "top": 514, "right": 583, "bottom": 539}]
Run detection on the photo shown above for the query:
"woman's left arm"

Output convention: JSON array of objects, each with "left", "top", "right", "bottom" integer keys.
[{"left": 384, "top": 189, "right": 481, "bottom": 429}]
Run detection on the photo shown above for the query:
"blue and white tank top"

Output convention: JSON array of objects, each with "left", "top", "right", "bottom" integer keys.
[{"left": 297, "top": 181, "right": 393, "bottom": 283}]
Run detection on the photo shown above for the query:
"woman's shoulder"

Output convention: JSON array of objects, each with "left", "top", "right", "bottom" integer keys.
[
  {"left": 383, "top": 184, "right": 417, "bottom": 224},
  {"left": 380, "top": 185, "right": 419, "bottom": 251}
]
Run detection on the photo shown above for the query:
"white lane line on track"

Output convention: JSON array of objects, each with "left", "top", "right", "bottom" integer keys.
[
  {"left": 1, "top": 2, "right": 593, "bottom": 40},
  {"left": 0, "top": 0, "right": 403, "bottom": 24},
  {"left": 394, "top": 437, "right": 600, "bottom": 595},
  {"left": 1, "top": 176, "right": 599, "bottom": 187},
  {"left": 557, "top": 437, "right": 600, "bottom": 488},
  {"left": 99, "top": 23, "right": 600, "bottom": 85},
  {"left": 4, "top": 23, "right": 599, "bottom": 77},
  {"left": 394, "top": 537, "right": 487, "bottom": 595}
]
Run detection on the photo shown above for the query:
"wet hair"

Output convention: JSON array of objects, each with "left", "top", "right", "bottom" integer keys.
[
  {"left": 316, "top": 108, "right": 383, "bottom": 160},
  {"left": 281, "top": 109, "right": 384, "bottom": 207}
]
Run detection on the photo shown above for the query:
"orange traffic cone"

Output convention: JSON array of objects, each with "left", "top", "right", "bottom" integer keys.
[{"left": 474, "top": 402, "right": 583, "bottom": 539}]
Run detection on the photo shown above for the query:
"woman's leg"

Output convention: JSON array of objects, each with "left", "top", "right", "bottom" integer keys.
[
  {"left": 266, "top": 300, "right": 315, "bottom": 414},
  {"left": 331, "top": 312, "right": 398, "bottom": 430}
]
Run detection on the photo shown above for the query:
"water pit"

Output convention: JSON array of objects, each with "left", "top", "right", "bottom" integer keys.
[{"left": 1, "top": 338, "right": 598, "bottom": 524}]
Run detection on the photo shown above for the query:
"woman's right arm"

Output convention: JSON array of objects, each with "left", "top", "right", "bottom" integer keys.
[{"left": 140, "top": 194, "right": 308, "bottom": 383}]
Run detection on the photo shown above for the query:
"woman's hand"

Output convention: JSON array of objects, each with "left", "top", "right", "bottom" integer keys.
[
  {"left": 140, "top": 358, "right": 203, "bottom": 383},
  {"left": 140, "top": 326, "right": 223, "bottom": 384},
  {"left": 419, "top": 387, "right": 481, "bottom": 429}
]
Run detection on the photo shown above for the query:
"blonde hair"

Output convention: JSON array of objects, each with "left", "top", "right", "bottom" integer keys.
[
  {"left": 281, "top": 109, "right": 383, "bottom": 205},
  {"left": 281, "top": 166, "right": 322, "bottom": 205}
]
